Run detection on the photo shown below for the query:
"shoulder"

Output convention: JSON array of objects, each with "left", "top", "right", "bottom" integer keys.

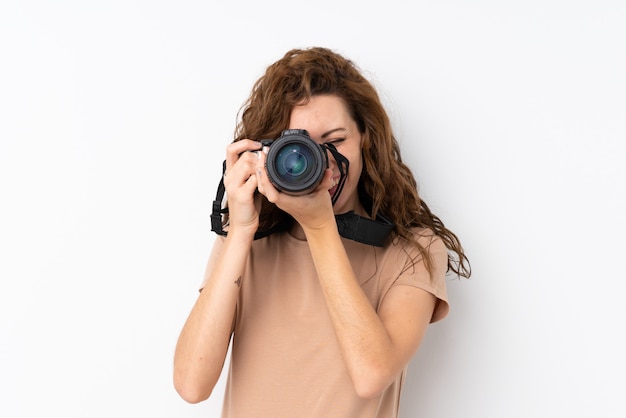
[
  {"left": 387, "top": 228, "right": 450, "bottom": 322},
  {"left": 413, "top": 228, "right": 448, "bottom": 264},
  {"left": 388, "top": 227, "right": 448, "bottom": 271}
]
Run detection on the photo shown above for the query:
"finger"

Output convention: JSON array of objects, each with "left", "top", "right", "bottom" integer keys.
[
  {"left": 319, "top": 168, "right": 334, "bottom": 191},
  {"left": 242, "top": 169, "right": 258, "bottom": 194},
  {"left": 225, "top": 148, "right": 262, "bottom": 186},
  {"left": 226, "top": 159, "right": 259, "bottom": 207},
  {"left": 225, "top": 140, "right": 262, "bottom": 175}
]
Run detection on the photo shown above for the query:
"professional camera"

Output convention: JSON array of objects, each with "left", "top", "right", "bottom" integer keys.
[
  {"left": 261, "top": 129, "right": 330, "bottom": 195},
  {"left": 212, "top": 128, "right": 388, "bottom": 243}
]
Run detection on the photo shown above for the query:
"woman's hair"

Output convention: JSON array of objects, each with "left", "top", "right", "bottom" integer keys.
[{"left": 233, "top": 47, "right": 470, "bottom": 278}]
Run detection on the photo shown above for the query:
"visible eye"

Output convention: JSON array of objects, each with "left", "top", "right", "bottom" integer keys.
[{"left": 324, "top": 138, "right": 345, "bottom": 147}]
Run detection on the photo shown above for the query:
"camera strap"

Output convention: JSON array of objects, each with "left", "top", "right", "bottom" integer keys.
[
  {"left": 335, "top": 211, "right": 395, "bottom": 247},
  {"left": 210, "top": 144, "right": 394, "bottom": 246},
  {"left": 323, "top": 142, "right": 348, "bottom": 206}
]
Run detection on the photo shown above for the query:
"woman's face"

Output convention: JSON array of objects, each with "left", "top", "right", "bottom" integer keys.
[{"left": 288, "top": 94, "right": 365, "bottom": 215}]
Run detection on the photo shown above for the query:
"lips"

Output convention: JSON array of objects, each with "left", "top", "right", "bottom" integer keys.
[{"left": 328, "top": 177, "right": 339, "bottom": 197}]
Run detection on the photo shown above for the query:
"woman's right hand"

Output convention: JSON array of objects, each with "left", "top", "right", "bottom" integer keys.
[{"left": 223, "top": 139, "right": 264, "bottom": 236}]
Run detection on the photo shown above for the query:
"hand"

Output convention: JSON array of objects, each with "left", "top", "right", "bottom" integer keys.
[
  {"left": 223, "top": 140, "right": 263, "bottom": 235},
  {"left": 256, "top": 148, "right": 337, "bottom": 232}
]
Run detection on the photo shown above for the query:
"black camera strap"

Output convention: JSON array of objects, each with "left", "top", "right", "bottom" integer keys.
[
  {"left": 210, "top": 144, "right": 394, "bottom": 246},
  {"left": 335, "top": 211, "right": 395, "bottom": 247},
  {"left": 210, "top": 159, "right": 231, "bottom": 235},
  {"left": 324, "top": 142, "right": 348, "bottom": 206}
]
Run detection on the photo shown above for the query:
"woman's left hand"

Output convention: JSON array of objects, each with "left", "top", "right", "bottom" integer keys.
[{"left": 255, "top": 149, "right": 337, "bottom": 232}]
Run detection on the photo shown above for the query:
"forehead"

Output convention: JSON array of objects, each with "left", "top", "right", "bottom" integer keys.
[{"left": 289, "top": 95, "right": 353, "bottom": 128}]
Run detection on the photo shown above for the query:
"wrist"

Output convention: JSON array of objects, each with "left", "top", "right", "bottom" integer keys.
[
  {"left": 225, "top": 224, "right": 258, "bottom": 243},
  {"left": 301, "top": 218, "right": 339, "bottom": 242}
]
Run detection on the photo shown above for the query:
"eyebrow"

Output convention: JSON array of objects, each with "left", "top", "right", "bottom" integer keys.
[{"left": 321, "top": 128, "right": 348, "bottom": 139}]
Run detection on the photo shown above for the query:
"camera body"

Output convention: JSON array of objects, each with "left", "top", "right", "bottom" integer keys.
[{"left": 262, "top": 129, "right": 328, "bottom": 195}]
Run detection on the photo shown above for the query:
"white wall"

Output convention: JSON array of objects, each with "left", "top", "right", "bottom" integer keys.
[{"left": 1, "top": 1, "right": 624, "bottom": 417}]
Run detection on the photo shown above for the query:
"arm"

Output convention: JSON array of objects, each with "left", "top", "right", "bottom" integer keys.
[
  {"left": 303, "top": 221, "right": 439, "bottom": 399},
  {"left": 256, "top": 162, "right": 442, "bottom": 399},
  {"left": 173, "top": 140, "right": 261, "bottom": 403},
  {"left": 173, "top": 230, "right": 253, "bottom": 403}
]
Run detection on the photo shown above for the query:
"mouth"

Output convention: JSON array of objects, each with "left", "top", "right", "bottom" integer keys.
[{"left": 328, "top": 177, "right": 339, "bottom": 197}]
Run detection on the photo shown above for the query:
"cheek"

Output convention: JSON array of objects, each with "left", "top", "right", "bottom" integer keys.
[
  {"left": 351, "top": 148, "right": 364, "bottom": 171},
  {"left": 333, "top": 144, "right": 363, "bottom": 179},
  {"left": 346, "top": 152, "right": 363, "bottom": 181}
]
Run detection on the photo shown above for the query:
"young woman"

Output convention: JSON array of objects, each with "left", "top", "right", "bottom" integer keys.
[{"left": 174, "top": 47, "right": 470, "bottom": 417}]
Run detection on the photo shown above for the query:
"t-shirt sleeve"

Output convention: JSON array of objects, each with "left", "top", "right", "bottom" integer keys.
[{"left": 388, "top": 234, "right": 450, "bottom": 323}]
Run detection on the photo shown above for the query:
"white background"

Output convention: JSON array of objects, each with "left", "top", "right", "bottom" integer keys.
[{"left": 1, "top": 1, "right": 625, "bottom": 417}]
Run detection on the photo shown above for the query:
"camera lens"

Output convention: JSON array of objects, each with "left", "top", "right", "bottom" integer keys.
[
  {"left": 276, "top": 145, "right": 311, "bottom": 178},
  {"left": 265, "top": 131, "right": 327, "bottom": 195}
]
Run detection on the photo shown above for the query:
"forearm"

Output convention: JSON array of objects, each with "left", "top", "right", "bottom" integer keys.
[
  {"left": 303, "top": 224, "right": 398, "bottom": 397},
  {"left": 173, "top": 229, "right": 253, "bottom": 403}
]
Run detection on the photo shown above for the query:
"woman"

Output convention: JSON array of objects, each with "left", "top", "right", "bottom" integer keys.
[{"left": 174, "top": 47, "right": 470, "bottom": 417}]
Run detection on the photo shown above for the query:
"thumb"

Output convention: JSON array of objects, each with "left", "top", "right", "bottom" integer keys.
[{"left": 320, "top": 168, "right": 335, "bottom": 190}]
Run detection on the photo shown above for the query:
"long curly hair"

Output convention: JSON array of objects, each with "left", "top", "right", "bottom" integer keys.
[{"left": 232, "top": 47, "right": 470, "bottom": 278}]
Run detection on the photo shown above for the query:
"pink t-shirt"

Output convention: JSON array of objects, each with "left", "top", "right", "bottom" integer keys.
[{"left": 204, "top": 229, "right": 449, "bottom": 418}]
